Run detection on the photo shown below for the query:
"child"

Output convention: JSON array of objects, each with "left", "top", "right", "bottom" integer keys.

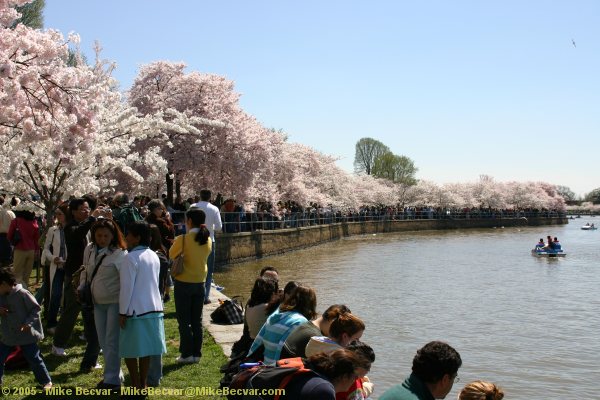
[{"left": 0, "top": 267, "right": 52, "bottom": 389}]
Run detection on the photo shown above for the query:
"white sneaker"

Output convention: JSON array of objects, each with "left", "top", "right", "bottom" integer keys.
[
  {"left": 51, "top": 345, "right": 67, "bottom": 357},
  {"left": 193, "top": 357, "right": 201, "bottom": 363},
  {"left": 176, "top": 355, "right": 195, "bottom": 364}
]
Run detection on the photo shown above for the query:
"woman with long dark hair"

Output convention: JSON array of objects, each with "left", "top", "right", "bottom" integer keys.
[
  {"left": 245, "top": 278, "right": 279, "bottom": 340},
  {"left": 169, "top": 208, "right": 211, "bottom": 364},
  {"left": 79, "top": 219, "right": 127, "bottom": 387},
  {"left": 248, "top": 285, "right": 317, "bottom": 365}
]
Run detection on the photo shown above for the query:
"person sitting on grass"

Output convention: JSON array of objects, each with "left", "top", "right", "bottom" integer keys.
[{"left": 0, "top": 267, "right": 52, "bottom": 390}]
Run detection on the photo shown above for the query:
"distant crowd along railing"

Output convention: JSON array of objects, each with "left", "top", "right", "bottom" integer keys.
[
  {"left": 169, "top": 208, "right": 565, "bottom": 234},
  {"left": 565, "top": 210, "right": 600, "bottom": 216}
]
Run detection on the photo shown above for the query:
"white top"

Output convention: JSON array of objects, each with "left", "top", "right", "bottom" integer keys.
[
  {"left": 80, "top": 244, "right": 126, "bottom": 305},
  {"left": 0, "top": 207, "right": 15, "bottom": 233},
  {"left": 245, "top": 303, "right": 269, "bottom": 339},
  {"left": 41, "top": 226, "right": 68, "bottom": 298},
  {"left": 119, "top": 247, "right": 163, "bottom": 316},
  {"left": 191, "top": 201, "right": 222, "bottom": 241}
]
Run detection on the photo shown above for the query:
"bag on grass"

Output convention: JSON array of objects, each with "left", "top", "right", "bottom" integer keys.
[{"left": 210, "top": 296, "right": 244, "bottom": 324}]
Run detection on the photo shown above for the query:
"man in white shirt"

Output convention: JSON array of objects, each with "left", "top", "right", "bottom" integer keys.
[
  {"left": 0, "top": 196, "right": 16, "bottom": 267},
  {"left": 191, "top": 190, "right": 222, "bottom": 304}
]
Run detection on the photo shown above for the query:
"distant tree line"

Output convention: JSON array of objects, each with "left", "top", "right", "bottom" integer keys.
[{"left": 353, "top": 137, "right": 417, "bottom": 186}]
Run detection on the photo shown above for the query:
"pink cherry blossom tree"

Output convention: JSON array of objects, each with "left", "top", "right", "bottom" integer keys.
[
  {"left": 128, "top": 61, "right": 280, "bottom": 204},
  {"left": 0, "top": 2, "right": 166, "bottom": 222}
]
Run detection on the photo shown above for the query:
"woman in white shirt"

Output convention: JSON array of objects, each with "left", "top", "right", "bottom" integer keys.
[{"left": 119, "top": 221, "right": 166, "bottom": 392}]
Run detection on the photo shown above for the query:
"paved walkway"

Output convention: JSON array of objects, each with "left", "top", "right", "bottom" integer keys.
[{"left": 202, "top": 287, "right": 244, "bottom": 358}]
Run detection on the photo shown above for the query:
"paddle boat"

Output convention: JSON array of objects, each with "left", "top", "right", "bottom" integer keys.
[
  {"left": 581, "top": 223, "right": 597, "bottom": 230},
  {"left": 531, "top": 248, "right": 566, "bottom": 258}
]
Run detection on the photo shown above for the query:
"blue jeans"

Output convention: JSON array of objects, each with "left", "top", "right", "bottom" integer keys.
[
  {"left": 0, "top": 342, "right": 51, "bottom": 385},
  {"left": 46, "top": 268, "right": 65, "bottom": 328},
  {"left": 204, "top": 242, "right": 216, "bottom": 302},
  {"left": 147, "top": 355, "right": 162, "bottom": 386},
  {"left": 174, "top": 280, "right": 205, "bottom": 358},
  {"left": 94, "top": 303, "right": 121, "bottom": 385}
]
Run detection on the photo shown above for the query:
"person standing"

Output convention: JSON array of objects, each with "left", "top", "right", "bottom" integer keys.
[
  {"left": 119, "top": 221, "right": 166, "bottom": 392},
  {"left": 51, "top": 199, "right": 107, "bottom": 356},
  {"left": 191, "top": 189, "right": 222, "bottom": 304},
  {"left": 111, "top": 193, "right": 142, "bottom": 236},
  {"left": 7, "top": 208, "right": 39, "bottom": 289},
  {"left": 40, "top": 203, "right": 69, "bottom": 334},
  {"left": 79, "top": 219, "right": 127, "bottom": 388},
  {"left": 379, "top": 341, "right": 462, "bottom": 400},
  {"left": 0, "top": 196, "right": 15, "bottom": 268},
  {"left": 169, "top": 208, "right": 211, "bottom": 364}
]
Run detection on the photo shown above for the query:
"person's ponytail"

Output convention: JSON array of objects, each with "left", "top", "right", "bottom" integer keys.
[
  {"left": 196, "top": 224, "right": 210, "bottom": 245},
  {"left": 185, "top": 208, "right": 210, "bottom": 245}
]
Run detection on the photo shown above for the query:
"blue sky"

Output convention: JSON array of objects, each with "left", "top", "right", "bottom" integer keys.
[{"left": 44, "top": 1, "right": 599, "bottom": 197}]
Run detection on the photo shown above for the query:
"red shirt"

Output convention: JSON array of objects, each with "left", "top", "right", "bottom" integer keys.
[
  {"left": 8, "top": 217, "right": 39, "bottom": 251},
  {"left": 336, "top": 378, "right": 365, "bottom": 400}
]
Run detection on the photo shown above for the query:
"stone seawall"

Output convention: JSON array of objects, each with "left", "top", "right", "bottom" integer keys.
[{"left": 215, "top": 217, "right": 568, "bottom": 266}]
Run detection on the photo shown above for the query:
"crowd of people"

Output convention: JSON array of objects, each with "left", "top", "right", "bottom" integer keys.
[
  {"left": 0, "top": 190, "right": 222, "bottom": 394},
  {"left": 161, "top": 196, "right": 566, "bottom": 234},
  {"left": 219, "top": 266, "right": 505, "bottom": 400},
  {"left": 0, "top": 191, "right": 508, "bottom": 398}
]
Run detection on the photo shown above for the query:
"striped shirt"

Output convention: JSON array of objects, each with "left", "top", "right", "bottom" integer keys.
[{"left": 248, "top": 310, "right": 308, "bottom": 365}]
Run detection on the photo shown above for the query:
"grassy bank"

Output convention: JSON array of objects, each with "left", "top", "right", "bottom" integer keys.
[{"left": 3, "top": 277, "right": 228, "bottom": 399}]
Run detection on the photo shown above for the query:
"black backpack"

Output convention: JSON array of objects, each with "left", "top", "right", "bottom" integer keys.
[{"left": 227, "top": 357, "right": 314, "bottom": 400}]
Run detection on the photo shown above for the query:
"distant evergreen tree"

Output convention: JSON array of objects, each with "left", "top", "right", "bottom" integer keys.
[{"left": 13, "top": 0, "right": 45, "bottom": 29}]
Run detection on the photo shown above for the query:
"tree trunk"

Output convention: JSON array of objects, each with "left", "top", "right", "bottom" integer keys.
[
  {"left": 166, "top": 172, "right": 173, "bottom": 206},
  {"left": 175, "top": 172, "right": 181, "bottom": 199}
]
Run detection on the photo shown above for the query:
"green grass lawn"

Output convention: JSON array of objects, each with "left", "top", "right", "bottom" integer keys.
[{"left": 3, "top": 278, "right": 228, "bottom": 399}]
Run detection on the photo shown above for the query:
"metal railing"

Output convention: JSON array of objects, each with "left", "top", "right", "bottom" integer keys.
[{"left": 214, "top": 209, "right": 566, "bottom": 234}]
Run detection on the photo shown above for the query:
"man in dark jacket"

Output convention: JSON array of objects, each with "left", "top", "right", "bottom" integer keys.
[{"left": 51, "top": 199, "right": 108, "bottom": 371}]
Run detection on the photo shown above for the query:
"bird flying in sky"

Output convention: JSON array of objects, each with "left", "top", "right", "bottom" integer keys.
[{"left": 572, "top": 39, "right": 576, "bottom": 48}]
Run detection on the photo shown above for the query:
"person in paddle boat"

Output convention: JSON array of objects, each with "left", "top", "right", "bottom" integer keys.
[
  {"left": 534, "top": 238, "right": 545, "bottom": 251},
  {"left": 543, "top": 235, "right": 555, "bottom": 251},
  {"left": 552, "top": 237, "right": 562, "bottom": 252}
]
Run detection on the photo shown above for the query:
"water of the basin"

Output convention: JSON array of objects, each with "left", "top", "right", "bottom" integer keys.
[{"left": 214, "top": 220, "right": 599, "bottom": 399}]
